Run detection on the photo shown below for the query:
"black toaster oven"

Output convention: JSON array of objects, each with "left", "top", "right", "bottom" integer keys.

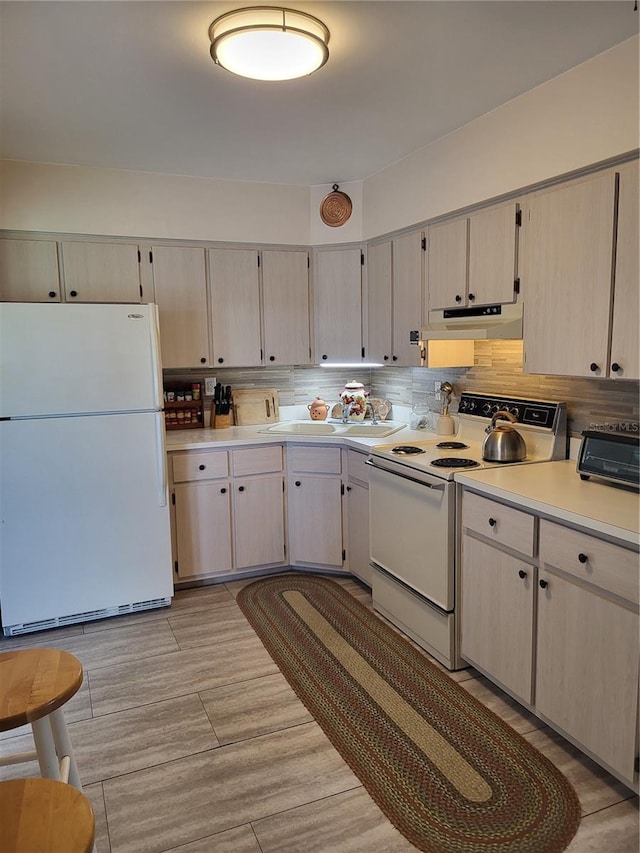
[{"left": 577, "top": 426, "right": 640, "bottom": 489}]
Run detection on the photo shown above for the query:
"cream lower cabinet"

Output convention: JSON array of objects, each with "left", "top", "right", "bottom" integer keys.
[
  {"left": 345, "top": 450, "right": 371, "bottom": 586},
  {"left": 287, "top": 445, "right": 345, "bottom": 570},
  {"left": 537, "top": 520, "right": 639, "bottom": 784},
  {"left": 170, "top": 445, "right": 285, "bottom": 582},
  {"left": 460, "top": 488, "right": 639, "bottom": 789}
]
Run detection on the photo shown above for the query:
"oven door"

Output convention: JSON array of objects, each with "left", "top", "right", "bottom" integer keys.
[{"left": 367, "top": 459, "right": 455, "bottom": 611}]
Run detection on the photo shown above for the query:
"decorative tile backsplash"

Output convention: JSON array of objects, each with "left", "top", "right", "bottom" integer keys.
[{"left": 164, "top": 341, "right": 639, "bottom": 437}]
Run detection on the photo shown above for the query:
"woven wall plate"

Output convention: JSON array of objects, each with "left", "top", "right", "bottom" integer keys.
[{"left": 320, "top": 185, "right": 353, "bottom": 227}]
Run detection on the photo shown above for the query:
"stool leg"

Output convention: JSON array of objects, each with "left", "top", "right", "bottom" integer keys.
[
  {"left": 31, "top": 716, "right": 59, "bottom": 780},
  {"left": 49, "top": 707, "right": 83, "bottom": 789}
]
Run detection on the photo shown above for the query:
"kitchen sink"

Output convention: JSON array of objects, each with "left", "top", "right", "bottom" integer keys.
[{"left": 260, "top": 421, "right": 404, "bottom": 438}]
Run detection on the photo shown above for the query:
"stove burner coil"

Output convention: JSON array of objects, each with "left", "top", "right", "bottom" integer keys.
[
  {"left": 431, "top": 457, "right": 480, "bottom": 469},
  {"left": 391, "top": 445, "right": 426, "bottom": 455},
  {"left": 436, "top": 441, "right": 469, "bottom": 450}
]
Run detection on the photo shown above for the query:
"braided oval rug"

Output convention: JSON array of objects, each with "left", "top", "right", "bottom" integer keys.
[{"left": 237, "top": 574, "right": 581, "bottom": 853}]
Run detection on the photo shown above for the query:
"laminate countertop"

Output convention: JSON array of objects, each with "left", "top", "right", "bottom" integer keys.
[{"left": 456, "top": 459, "right": 640, "bottom": 546}]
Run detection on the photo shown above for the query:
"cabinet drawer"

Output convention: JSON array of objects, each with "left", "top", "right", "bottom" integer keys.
[
  {"left": 540, "top": 520, "right": 639, "bottom": 604},
  {"left": 172, "top": 450, "right": 229, "bottom": 482},
  {"left": 232, "top": 445, "right": 283, "bottom": 477},
  {"left": 348, "top": 450, "right": 369, "bottom": 485},
  {"left": 462, "top": 491, "right": 535, "bottom": 557},
  {"left": 289, "top": 445, "right": 342, "bottom": 474}
]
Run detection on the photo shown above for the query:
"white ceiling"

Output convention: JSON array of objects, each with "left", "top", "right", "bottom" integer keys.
[{"left": 0, "top": 1, "right": 637, "bottom": 186}]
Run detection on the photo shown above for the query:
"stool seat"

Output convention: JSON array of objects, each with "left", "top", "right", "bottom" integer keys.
[
  {"left": 0, "top": 777, "right": 95, "bottom": 853},
  {"left": 0, "top": 649, "right": 83, "bottom": 732},
  {"left": 0, "top": 648, "right": 84, "bottom": 787}
]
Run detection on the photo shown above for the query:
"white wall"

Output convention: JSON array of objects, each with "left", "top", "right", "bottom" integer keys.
[
  {"left": 0, "top": 36, "right": 637, "bottom": 245},
  {"left": 363, "top": 36, "right": 640, "bottom": 239},
  {"left": 0, "top": 161, "right": 311, "bottom": 245}
]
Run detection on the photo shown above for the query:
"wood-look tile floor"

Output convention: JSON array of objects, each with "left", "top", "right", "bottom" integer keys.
[{"left": 1, "top": 575, "right": 637, "bottom": 853}]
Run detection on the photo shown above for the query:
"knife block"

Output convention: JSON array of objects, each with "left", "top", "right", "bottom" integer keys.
[{"left": 211, "top": 399, "right": 233, "bottom": 429}]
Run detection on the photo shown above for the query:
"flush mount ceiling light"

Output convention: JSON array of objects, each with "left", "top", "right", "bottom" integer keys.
[{"left": 209, "top": 7, "right": 330, "bottom": 81}]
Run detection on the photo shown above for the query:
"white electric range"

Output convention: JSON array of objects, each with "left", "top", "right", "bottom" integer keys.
[{"left": 366, "top": 392, "right": 567, "bottom": 670}]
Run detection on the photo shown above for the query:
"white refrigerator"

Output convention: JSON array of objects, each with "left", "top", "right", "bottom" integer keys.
[{"left": 0, "top": 302, "right": 173, "bottom": 635}]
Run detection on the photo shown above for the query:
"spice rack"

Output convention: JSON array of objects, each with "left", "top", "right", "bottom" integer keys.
[{"left": 164, "top": 382, "right": 204, "bottom": 430}]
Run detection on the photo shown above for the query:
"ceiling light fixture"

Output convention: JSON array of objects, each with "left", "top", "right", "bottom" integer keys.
[{"left": 209, "top": 6, "right": 330, "bottom": 81}]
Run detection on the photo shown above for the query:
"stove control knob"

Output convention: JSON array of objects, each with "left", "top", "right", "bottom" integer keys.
[
  {"left": 459, "top": 399, "right": 468, "bottom": 413},
  {"left": 490, "top": 403, "right": 501, "bottom": 414},
  {"left": 509, "top": 406, "right": 520, "bottom": 418},
  {"left": 482, "top": 403, "right": 492, "bottom": 416}
]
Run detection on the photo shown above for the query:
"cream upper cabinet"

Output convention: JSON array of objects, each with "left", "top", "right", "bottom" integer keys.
[
  {"left": 313, "top": 247, "right": 363, "bottom": 363},
  {"left": 521, "top": 170, "right": 617, "bottom": 378},
  {"left": 392, "top": 230, "right": 424, "bottom": 366},
  {"left": 367, "top": 231, "right": 423, "bottom": 366},
  {"left": 366, "top": 240, "right": 393, "bottom": 364},
  {"left": 151, "top": 245, "right": 211, "bottom": 369},
  {"left": 60, "top": 241, "right": 143, "bottom": 303},
  {"left": 208, "top": 248, "right": 262, "bottom": 367},
  {"left": 262, "top": 249, "right": 311, "bottom": 366},
  {"left": 468, "top": 204, "right": 519, "bottom": 306},
  {"left": 610, "top": 160, "right": 639, "bottom": 380},
  {"left": 0, "top": 239, "right": 61, "bottom": 302},
  {"left": 427, "top": 204, "right": 519, "bottom": 312},
  {"left": 426, "top": 217, "right": 467, "bottom": 311}
]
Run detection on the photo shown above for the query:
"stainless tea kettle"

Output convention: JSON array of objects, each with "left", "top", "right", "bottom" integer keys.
[{"left": 482, "top": 411, "right": 527, "bottom": 462}]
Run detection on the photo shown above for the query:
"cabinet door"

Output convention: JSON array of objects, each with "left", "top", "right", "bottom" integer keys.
[
  {"left": 208, "top": 248, "right": 262, "bottom": 367},
  {"left": 60, "top": 241, "right": 143, "bottom": 303},
  {"left": 536, "top": 571, "right": 639, "bottom": 783},
  {"left": 152, "top": 246, "right": 210, "bottom": 369},
  {"left": 0, "top": 239, "right": 61, "bottom": 302},
  {"left": 346, "top": 480, "right": 371, "bottom": 586},
  {"left": 392, "top": 230, "right": 424, "bottom": 365},
  {"left": 313, "top": 248, "right": 362, "bottom": 363},
  {"left": 233, "top": 475, "right": 285, "bottom": 569},
  {"left": 288, "top": 475, "right": 344, "bottom": 569},
  {"left": 366, "top": 240, "right": 392, "bottom": 364},
  {"left": 468, "top": 203, "right": 518, "bottom": 306},
  {"left": 610, "top": 161, "right": 639, "bottom": 380},
  {"left": 426, "top": 217, "right": 467, "bottom": 311},
  {"left": 522, "top": 171, "right": 616, "bottom": 377},
  {"left": 174, "top": 481, "right": 232, "bottom": 580},
  {"left": 262, "top": 250, "right": 310, "bottom": 366},
  {"left": 460, "top": 535, "right": 534, "bottom": 704}
]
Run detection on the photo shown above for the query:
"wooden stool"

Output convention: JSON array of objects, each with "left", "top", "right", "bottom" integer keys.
[
  {"left": 0, "top": 649, "right": 83, "bottom": 788},
  {"left": 0, "top": 777, "right": 95, "bottom": 853}
]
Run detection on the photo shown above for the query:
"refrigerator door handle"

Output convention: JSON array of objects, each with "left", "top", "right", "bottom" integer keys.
[
  {"left": 149, "top": 304, "right": 163, "bottom": 410},
  {"left": 155, "top": 412, "right": 168, "bottom": 507}
]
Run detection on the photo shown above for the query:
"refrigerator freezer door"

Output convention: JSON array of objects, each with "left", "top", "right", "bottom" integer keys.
[
  {"left": 0, "top": 303, "right": 163, "bottom": 417},
  {"left": 0, "top": 412, "right": 172, "bottom": 631}
]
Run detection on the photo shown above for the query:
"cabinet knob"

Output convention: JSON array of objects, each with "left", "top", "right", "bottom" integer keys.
[
  {"left": 220, "top": 487, "right": 226, "bottom": 494},
  {"left": 322, "top": 354, "right": 328, "bottom": 360},
  {"left": 468, "top": 293, "right": 475, "bottom": 301},
  {"left": 295, "top": 480, "right": 301, "bottom": 487},
  {"left": 384, "top": 355, "right": 389, "bottom": 361},
  {"left": 238, "top": 485, "right": 245, "bottom": 492},
  {"left": 48, "top": 291, "right": 57, "bottom": 299},
  {"left": 589, "top": 362, "right": 599, "bottom": 373},
  {"left": 455, "top": 294, "right": 462, "bottom": 303},
  {"left": 488, "top": 517, "right": 496, "bottom": 527},
  {"left": 392, "top": 355, "right": 398, "bottom": 361},
  {"left": 346, "top": 485, "right": 352, "bottom": 492},
  {"left": 269, "top": 355, "right": 275, "bottom": 361},
  {"left": 578, "top": 552, "right": 588, "bottom": 564},
  {"left": 200, "top": 357, "right": 207, "bottom": 364},
  {"left": 611, "top": 362, "right": 621, "bottom": 373},
  {"left": 539, "top": 579, "right": 548, "bottom": 589},
  {"left": 518, "top": 569, "right": 527, "bottom": 579},
  {"left": 69, "top": 290, "right": 78, "bottom": 298},
  {"left": 198, "top": 464, "right": 206, "bottom": 471},
  {"left": 218, "top": 357, "right": 224, "bottom": 364}
]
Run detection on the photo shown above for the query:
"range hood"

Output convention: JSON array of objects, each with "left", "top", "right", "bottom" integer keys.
[{"left": 420, "top": 302, "right": 523, "bottom": 341}]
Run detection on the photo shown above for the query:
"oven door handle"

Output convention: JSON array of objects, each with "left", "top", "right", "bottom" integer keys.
[{"left": 365, "top": 458, "right": 446, "bottom": 491}]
